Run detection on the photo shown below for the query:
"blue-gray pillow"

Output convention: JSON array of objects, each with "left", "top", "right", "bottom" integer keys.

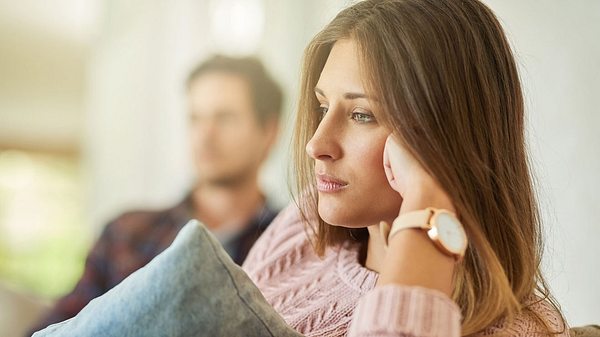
[{"left": 33, "top": 220, "right": 303, "bottom": 337}]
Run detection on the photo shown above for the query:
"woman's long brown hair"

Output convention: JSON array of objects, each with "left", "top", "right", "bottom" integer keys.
[{"left": 291, "top": 0, "right": 566, "bottom": 335}]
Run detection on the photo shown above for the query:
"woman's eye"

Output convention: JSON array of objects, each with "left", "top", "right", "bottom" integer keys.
[
  {"left": 317, "top": 106, "right": 328, "bottom": 119},
  {"left": 351, "top": 112, "right": 375, "bottom": 123}
]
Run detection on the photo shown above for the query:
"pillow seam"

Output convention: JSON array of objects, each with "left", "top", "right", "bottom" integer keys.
[{"left": 202, "top": 229, "right": 280, "bottom": 337}]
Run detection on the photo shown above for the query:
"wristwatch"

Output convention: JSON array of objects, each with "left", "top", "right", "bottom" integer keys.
[{"left": 380, "top": 207, "right": 468, "bottom": 261}]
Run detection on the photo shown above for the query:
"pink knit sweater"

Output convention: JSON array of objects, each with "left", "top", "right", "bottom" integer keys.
[{"left": 242, "top": 204, "right": 569, "bottom": 337}]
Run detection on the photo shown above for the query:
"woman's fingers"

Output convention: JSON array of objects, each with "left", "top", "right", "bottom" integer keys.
[
  {"left": 383, "top": 137, "right": 400, "bottom": 193},
  {"left": 384, "top": 134, "right": 411, "bottom": 195}
]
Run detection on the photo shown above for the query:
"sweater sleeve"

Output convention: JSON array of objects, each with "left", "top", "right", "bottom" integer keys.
[
  {"left": 348, "top": 285, "right": 570, "bottom": 337},
  {"left": 348, "top": 285, "right": 462, "bottom": 337}
]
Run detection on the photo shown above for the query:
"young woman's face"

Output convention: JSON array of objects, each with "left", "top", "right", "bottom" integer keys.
[{"left": 306, "top": 39, "right": 403, "bottom": 228}]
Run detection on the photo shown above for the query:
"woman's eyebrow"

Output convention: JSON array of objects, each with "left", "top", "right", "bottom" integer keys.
[
  {"left": 314, "top": 87, "right": 326, "bottom": 97},
  {"left": 314, "top": 87, "right": 375, "bottom": 101}
]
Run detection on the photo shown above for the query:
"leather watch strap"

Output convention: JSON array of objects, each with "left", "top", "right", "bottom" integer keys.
[
  {"left": 388, "top": 208, "right": 434, "bottom": 243},
  {"left": 381, "top": 207, "right": 466, "bottom": 260}
]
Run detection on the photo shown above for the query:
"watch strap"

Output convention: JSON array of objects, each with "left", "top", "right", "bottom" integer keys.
[
  {"left": 382, "top": 207, "right": 466, "bottom": 261},
  {"left": 381, "top": 208, "right": 435, "bottom": 248},
  {"left": 388, "top": 208, "right": 434, "bottom": 242}
]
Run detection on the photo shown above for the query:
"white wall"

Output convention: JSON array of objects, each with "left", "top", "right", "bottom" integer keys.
[
  {"left": 85, "top": 0, "right": 599, "bottom": 328},
  {"left": 84, "top": 0, "right": 207, "bottom": 228}
]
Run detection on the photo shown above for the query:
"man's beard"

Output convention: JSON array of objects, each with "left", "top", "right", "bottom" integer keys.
[{"left": 199, "top": 166, "right": 256, "bottom": 188}]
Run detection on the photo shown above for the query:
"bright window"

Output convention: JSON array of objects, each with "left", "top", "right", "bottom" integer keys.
[{"left": 0, "top": 149, "right": 90, "bottom": 298}]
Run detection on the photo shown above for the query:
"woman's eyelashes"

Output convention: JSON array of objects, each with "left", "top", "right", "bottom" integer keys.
[
  {"left": 317, "top": 105, "right": 328, "bottom": 120},
  {"left": 317, "top": 104, "right": 376, "bottom": 124},
  {"left": 351, "top": 111, "right": 375, "bottom": 123}
]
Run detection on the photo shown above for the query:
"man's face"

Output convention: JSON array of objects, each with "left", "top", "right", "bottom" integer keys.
[{"left": 188, "top": 72, "right": 274, "bottom": 186}]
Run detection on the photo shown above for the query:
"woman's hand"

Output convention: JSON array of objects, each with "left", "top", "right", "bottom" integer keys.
[
  {"left": 383, "top": 134, "right": 455, "bottom": 214},
  {"left": 377, "top": 134, "right": 457, "bottom": 295}
]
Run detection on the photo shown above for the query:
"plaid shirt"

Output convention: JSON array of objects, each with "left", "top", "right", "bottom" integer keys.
[{"left": 30, "top": 194, "right": 278, "bottom": 334}]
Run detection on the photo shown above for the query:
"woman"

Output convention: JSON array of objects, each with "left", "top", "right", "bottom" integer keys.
[{"left": 242, "top": 0, "right": 568, "bottom": 336}]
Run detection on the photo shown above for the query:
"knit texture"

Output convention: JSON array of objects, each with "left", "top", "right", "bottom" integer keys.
[
  {"left": 242, "top": 204, "right": 569, "bottom": 337},
  {"left": 243, "top": 204, "right": 377, "bottom": 336}
]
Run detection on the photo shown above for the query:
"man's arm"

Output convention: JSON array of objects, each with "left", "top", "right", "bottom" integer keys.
[{"left": 28, "top": 224, "right": 113, "bottom": 334}]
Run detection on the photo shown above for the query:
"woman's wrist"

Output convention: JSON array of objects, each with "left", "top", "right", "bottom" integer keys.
[
  {"left": 400, "top": 179, "right": 455, "bottom": 215},
  {"left": 378, "top": 228, "right": 456, "bottom": 295},
  {"left": 376, "top": 179, "right": 457, "bottom": 296}
]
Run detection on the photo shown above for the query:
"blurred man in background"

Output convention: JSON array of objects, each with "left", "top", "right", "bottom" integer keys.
[{"left": 31, "top": 55, "right": 283, "bottom": 332}]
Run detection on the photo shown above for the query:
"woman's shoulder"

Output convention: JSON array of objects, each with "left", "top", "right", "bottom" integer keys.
[{"left": 477, "top": 295, "right": 569, "bottom": 337}]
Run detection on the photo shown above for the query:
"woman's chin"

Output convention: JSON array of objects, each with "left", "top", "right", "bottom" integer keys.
[
  {"left": 317, "top": 201, "right": 399, "bottom": 229},
  {"left": 317, "top": 204, "right": 345, "bottom": 227},
  {"left": 317, "top": 204, "right": 364, "bottom": 228}
]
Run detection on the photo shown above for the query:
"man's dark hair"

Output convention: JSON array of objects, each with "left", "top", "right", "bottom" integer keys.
[{"left": 187, "top": 55, "right": 284, "bottom": 125}]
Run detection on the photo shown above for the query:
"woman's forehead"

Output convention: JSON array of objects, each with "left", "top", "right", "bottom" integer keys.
[{"left": 316, "top": 40, "right": 367, "bottom": 97}]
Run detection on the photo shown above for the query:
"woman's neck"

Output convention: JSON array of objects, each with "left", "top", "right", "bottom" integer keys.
[{"left": 364, "top": 223, "right": 387, "bottom": 273}]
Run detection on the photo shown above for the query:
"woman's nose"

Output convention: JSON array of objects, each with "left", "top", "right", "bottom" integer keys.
[{"left": 305, "top": 114, "right": 342, "bottom": 161}]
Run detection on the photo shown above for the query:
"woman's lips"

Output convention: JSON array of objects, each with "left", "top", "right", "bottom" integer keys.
[{"left": 316, "top": 174, "right": 348, "bottom": 193}]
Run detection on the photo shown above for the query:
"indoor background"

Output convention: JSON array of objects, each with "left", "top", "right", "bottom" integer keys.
[{"left": 0, "top": 0, "right": 598, "bottom": 335}]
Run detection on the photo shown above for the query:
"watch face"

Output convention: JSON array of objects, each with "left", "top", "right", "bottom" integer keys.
[{"left": 432, "top": 212, "right": 467, "bottom": 254}]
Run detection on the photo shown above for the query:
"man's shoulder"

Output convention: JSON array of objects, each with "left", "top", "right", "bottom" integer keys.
[
  {"left": 253, "top": 201, "right": 281, "bottom": 230},
  {"left": 102, "top": 201, "right": 189, "bottom": 242}
]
